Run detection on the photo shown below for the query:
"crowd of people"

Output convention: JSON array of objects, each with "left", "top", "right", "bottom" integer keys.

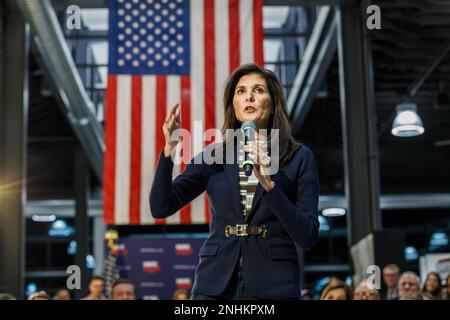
[
  {"left": 0, "top": 276, "right": 191, "bottom": 301},
  {"left": 0, "top": 264, "right": 449, "bottom": 300},
  {"left": 318, "top": 264, "right": 450, "bottom": 300}
]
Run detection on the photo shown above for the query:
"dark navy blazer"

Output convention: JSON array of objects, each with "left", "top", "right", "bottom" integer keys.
[{"left": 150, "top": 144, "right": 319, "bottom": 299}]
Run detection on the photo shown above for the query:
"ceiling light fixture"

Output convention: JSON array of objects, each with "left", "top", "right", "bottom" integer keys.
[
  {"left": 391, "top": 102, "right": 424, "bottom": 137},
  {"left": 322, "top": 207, "right": 346, "bottom": 217},
  {"left": 32, "top": 214, "right": 56, "bottom": 222}
]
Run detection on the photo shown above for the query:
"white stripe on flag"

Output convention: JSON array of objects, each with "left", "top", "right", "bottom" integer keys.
[
  {"left": 214, "top": 0, "right": 228, "bottom": 131},
  {"left": 190, "top": 0, "right": 206, "bottom": 224},
  {"left": 115, "top": 75, "right": 132, "bottom": 224},
  {"left": 140, "top": 76, "right": 156, "bottom": 224},
  {"left": 166, "top": 75, "right": 181, "bottom": 224},
  {"left": 239, "top": 0, "right": 254, "bottom": 64}
]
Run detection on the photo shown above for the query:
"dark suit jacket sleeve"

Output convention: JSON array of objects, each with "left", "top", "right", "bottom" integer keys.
[
  {"left": 149, "top": 151, "right": 206, "bottom": 219},
  {"left": 262, "top": 145, "right": 320, "bottom": 250}
]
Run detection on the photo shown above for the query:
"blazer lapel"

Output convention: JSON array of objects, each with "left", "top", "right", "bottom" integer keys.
[
  {"left": 246, "top": 167, "right": 284, "bottom": 222},
  {"left": 245, "top": 183, "right": 264, "bottom": 222}
]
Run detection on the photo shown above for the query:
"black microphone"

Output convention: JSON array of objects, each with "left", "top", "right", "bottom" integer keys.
[{"left": 241, "top": 121, "right": 256, "bottom": 176}]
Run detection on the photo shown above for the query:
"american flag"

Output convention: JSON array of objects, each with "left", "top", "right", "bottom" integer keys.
[{"left": 104, "top": 0, "right": 264, "bottom": 225}]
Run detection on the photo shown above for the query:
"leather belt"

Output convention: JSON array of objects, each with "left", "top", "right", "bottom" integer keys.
[{"left": 225, "top": 224, "right": 267, "bottom": 238}]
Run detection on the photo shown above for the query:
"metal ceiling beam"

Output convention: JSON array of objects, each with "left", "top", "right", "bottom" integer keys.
[
  {"left": 265, "top": 0, "right": 354, "bottom": 5},
  {"left": 25, "top": 193, "right": 450, "bottom": 218},
  {"left": 0, "top": 0, "right": 28, "bottom": 299},
  {"left": 15, "top": 0, "right": 104, "bottom": 181},
  {"left": 50, "top": 0, "right": 354, "bottom": 10},
  {"left": 287, "top": 6, "right": 337, "bottom": 135},
  {"left": 64, "top": 29, "right": 312, "bottom": 40},
  {"left": 382, "top": 11, "right": 450, "bottom": 26},
  {"left": 320, "top": 194, "right": 450, "bottom": 211},
  {"left": 73, "top": 145, "right": 90, "bottom": 299},
  {"left": 378, "top": 0, "right": 450, "bottom": 14},
  {"left": 337, "top": 0, "right": 381, "bottom": 246},
  {"left": 407, "top": 40, "right": 450, "bottom": 96},
  {"left": 304, "top": 264, "right": 349, "bottom": 272}
]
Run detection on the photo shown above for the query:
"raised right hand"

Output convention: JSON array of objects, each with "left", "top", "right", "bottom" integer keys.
[{"left": 163, "top": 102, "right": 181, "bottom": 157}]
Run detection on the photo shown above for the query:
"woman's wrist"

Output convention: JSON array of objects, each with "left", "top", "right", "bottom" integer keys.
[
  {"left": 163, "top": 144, "right": 175, "bottom": 158},
  {"left": 263, "top": 180, "right": 275, "bottom": 192}
]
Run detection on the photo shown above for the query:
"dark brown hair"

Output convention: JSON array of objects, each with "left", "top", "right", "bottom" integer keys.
[
  {"left": 422, "top": 271, "right": 442, "bottom": 298},
  {"left": 221, "top": 63, "right": 299, "bottom": 166}
]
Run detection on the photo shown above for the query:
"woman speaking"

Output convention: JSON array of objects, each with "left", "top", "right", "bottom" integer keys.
[{"left": 150, "top": 63, "right": 319, "bottom": 300}]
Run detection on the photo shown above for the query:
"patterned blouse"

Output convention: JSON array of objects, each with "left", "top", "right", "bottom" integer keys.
[{"left": 237, "top": 137, "right": 268, "bottom": 216}]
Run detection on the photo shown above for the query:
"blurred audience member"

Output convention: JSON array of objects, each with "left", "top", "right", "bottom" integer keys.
[
  {"left": 421, "top": 292, "right": 435, "bottom": 300},
  {"left": 422, "top": 272, "right": 443, "bottom": 300},
  {"left": 53, "top": 288, "right": 71, "bottom": 300},
  {"left": 445, "top": 274, "right": 450, "bottom": 300},
  {"left": 399, "top": 292, "right": 423, "bottom": 300},
  {"left": 173, "top": 289, "right": 190, "bottom": 300},
  {"left": 301, "top": 289, "right": 311, "bottom": 300},
  {"left": 81, "top": 276, "right": 106, "bottom": 300},
  {"left": 398, "top": 271, "right": 420, "bottom": 299},
  {"left": 28, "top": 291, "right": 51, "bottom": 300},
  {"left": 0, "top": 293, "right": 16, "bottom": 300},
  {"left": 382, "top": 264, "right": 400, "bottom": 300},
  {"left": 320, "top": 280, "right": 352, "bottom": 300},
  {"left": 110, "top": 279, "right": 136, "bottom": 300},
  {"left": 353, "top": 280, "right": 381, "bottom": 300}
]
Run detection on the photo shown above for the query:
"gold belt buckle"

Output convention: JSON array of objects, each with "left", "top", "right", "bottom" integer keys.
[
  {"left": 260, "top": 225, "right": 267, "bottom": 238},
  {"left": 225, "top": 225, "right": 231, "bottom": 238},
  {"left": 225, "top": 224, "right": 266, "bottom": 237},
  {"left": 236, "top": 224, "right": 248, "bottom": 236}
]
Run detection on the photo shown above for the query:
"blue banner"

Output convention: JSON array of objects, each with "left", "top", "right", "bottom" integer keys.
[{"left": 114, "top": 234, "right": 207, "bottom": 300}]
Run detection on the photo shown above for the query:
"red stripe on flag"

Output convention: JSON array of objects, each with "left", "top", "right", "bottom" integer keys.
[
  {"left": 253, "top": 0, "right": 264, "bottom": 66},
  {"left": 203, "top": 0, "right": 215, "bottom": 223},
  {"left": 204, "top": 0, "right": 216, "bottom": 132},
  {"left": 155, "top": 76, "right": 167, "bottom": 225},
  {"left": 229, "top": 0, "right": 240, "bottom": 73},
  {"left": 180, "top": 76, "right": 192, "bottom": 224},
  {"left": 129, "top": 76, "right": 142, "bottom": 224},
  {"left": 104, "top": 75, "right": 117, "bottom": 225}
]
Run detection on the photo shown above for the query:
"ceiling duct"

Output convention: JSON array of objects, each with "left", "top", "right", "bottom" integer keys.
[{"left": 15, "top": 0, "right": 104, "bottom": 181}]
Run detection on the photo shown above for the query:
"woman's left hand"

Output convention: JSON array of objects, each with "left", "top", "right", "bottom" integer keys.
[{"left": 244, "top": 141, "right": 275, "bottom": 192}]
